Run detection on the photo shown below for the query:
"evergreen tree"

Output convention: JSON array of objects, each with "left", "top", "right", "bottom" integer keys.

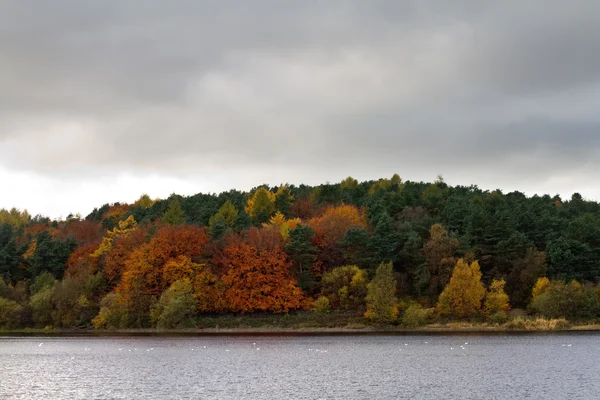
[
  {"left": 369, "top": 212, "right": 400, "bottom": 264},
  {"left": 162, "top": 199, "right": 185, "bottom": 226},
  {"left": 341, "top": 228, "right": 376, "bottom": 269},
  {"left": 285, "top": 225, "right": 317, "bottom": 290}
]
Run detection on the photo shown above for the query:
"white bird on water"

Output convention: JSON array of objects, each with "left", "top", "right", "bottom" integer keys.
[{"left": 38, "top": 343, "right": 43, "bottom": 347}]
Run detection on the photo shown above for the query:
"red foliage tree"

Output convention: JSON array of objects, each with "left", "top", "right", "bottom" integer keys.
[
  {"left": 117, "top": 225, "right": 210, "bottom": 299},
  {"left": 222, "top": 243, "right": 305, "bottom": 313}
]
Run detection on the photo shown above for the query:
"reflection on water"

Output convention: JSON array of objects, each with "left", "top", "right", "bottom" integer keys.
[{"left": 1, "top": 334, "right": 598, "bottom": 399}]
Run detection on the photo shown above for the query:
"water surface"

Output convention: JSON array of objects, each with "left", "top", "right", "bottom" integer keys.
[{"left": 1, "top": 333, "right": 598, "bottom": 399}]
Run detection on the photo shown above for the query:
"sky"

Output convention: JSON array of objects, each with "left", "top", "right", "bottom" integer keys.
[{"left": 1, "top": 1, "right": 599, "bottom": 218}]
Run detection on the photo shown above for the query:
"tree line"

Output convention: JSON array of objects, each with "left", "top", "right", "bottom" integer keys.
[{"left": 1, "top": 174, "right": 599, "bottom": 329}]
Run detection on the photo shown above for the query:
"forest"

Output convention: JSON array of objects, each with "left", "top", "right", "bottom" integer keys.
[{"left": 1, "top": 174, "right": 600, "bottom": 330}]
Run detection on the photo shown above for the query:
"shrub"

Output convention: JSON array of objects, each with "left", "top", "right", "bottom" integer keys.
[
  {"left": 489, "top": 311, "right": 508, "bottom": 325},
  {"left": 530, "top": 280, "right": 599, "bottom": 319},
  {"left": 30, "top": 272, "right": 55, "bottom": 296},
  {"left": 313, "top": 296, "right": 331, "bottom": 315},
  {"left": 402, "top": 304, "right": 433, "bottom": 327},
  {"left": 0, "top": 297, "right": 24, "bottom": 329},
  {"left": 92, "top": 293, "right": 129, "bottom": 329},
  {"left": 150, "top": 279, "right": 197, "bottom": 329},
  {"left": 30, "top": 287, "right": 55, "bottom": 327}
]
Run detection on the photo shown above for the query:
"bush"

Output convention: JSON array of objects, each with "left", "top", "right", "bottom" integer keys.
[
  {"left": 30, "top": 272, "right": 55, "bottom": 296},
  {"left": 0, "top": 297, "right": 25, "bottom": 329},
  {"left": 313, "top": 296, "right": 331, "bottom": 315},
  {"left": 92, "top": 293, "right": 129, "bottom": 329},
  {"left": 402, "top": 304, "right": 433, "bottom": 327},
  {"left": 489, "top": 311, "right": 508, "bottom": 325},
  {"left": 530, "top": 280, "right": 599, "bottom": 319},
  {"left": 30, "top": 287, "right": 55, "bottom": 327}
]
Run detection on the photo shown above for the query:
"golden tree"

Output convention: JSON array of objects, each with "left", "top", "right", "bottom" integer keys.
[
  {"left": 484, "top": 279, "right": 510, "bottom": 316},
  {"left": 532, "top": 277, "right": 550, "bottom": 299},
  {"left": 437, "top": 259, "right": 485, "bottom": 318}
]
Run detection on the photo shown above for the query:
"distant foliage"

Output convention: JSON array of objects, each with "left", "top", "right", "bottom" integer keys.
[{"left": 1, "top": 175, "right": 600, "bottom": 329}]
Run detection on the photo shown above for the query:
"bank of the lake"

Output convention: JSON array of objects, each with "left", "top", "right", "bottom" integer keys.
[{"left": 3, "top": 323, "right": 600, "bottom": 336}]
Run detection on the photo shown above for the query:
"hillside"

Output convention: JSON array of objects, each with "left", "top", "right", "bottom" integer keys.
[{"left": 1, "top": 174, "right": 599, "bottom": 329}]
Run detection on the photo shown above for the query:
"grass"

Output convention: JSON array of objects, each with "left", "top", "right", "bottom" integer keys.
[{"left": 2, "top": 313, "right": 600, "bottom": 334}]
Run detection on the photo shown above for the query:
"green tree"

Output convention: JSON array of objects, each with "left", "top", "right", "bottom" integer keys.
[
  {"left": 209, "top": 200, "right": 238, "bottom": 228},
  {"left": 341, "top": 228, "right": 376, "bottom": 269},
  {"left": 0, "top": 297, "right": 25, "bottom": 329},
  {"left": 150, "top": 279, "right": 197, "bottom": 329},
  {"left": 29, "top": 231, "right": 76, "bottom": 279},
  {"left": 530, "top": 280, "right": 599, "bottom": 319},
  {"left": 274, "top": 185, "right": 294, "bottom": 217},
  {"left": 30, "top": 286, "right": 55, "bottom": 327},
  {"left": 285, "top": 225, "right": 317, "bottom": 290},
  {"left": 92, "top": 293, "right": 130, "bottom": 329},
  {"left": 437, "top": 259, "right": 485, "bottom": 318},
  {"left": 369, "top": 212, "right": 400, "bottom": 264},
  {"left": 320, "top": 265, "right": 368, "bottom": 311},
  {"left": 364, "top": 262, "right": 398, "bottom": 323},
  {"left": 162, "top": 199, "right": 185, "bottom": 226},
  {"left": 0, "top": 224, "right": 23, "bottom": 282}
]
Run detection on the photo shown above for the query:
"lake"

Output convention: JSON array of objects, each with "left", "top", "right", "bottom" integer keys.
[{"left": 0, "top": 333, "right": 598, "bottom": 399}]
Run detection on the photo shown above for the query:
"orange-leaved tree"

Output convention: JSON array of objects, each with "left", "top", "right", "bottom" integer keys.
[
  {"left": 117, "top": 225, "right": 210, "bottom": 299},
  {"left": 308, "top": 204, "right": 367, "bottom": 271},
  {"left": 221, "top": 243, "right": 305, "bottom": 313}
]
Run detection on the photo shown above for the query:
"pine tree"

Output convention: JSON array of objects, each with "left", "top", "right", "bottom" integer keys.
[
  {"left": 162, "top": 199, "right": 185, "bottom": 226},
  {"left": 285, "top": 225, "right": 317, "bottom": 289},
  {"left": 369, "top": 212, "right": 400, "bottom": 264}
]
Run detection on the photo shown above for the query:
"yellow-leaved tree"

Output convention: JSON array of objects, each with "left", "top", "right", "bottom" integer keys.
[
  {"left": 263, "top": 212, "right": 301, "bottom": 240},
  {"left": 364, "top": 262, "right": 398, "bottom": 323},
  {"left": 91, "top": 215, "right": 137, "bottom": 258},
  {"left": 245, "top": 187, "right": 276, "bottom": 224},
  {"left": 484, "top": 279, "right": 510, "bottom": 316},
  {"left": 437, "top": 259, "right": 485, "bottom": 318},
  {"left": 532, "top": 277, "right": 550, "bottom": 299}
]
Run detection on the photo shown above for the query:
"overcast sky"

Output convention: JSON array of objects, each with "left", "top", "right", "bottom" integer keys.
[{"left": 1, "top": 1, "right": 599, "bottom": 218}]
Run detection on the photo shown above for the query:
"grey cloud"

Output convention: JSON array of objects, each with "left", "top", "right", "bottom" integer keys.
[{"left": 0, "top": 1, "right": 599, "bottom": 201}]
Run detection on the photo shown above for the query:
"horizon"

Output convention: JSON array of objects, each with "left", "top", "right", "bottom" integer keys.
[{"left": 1, "top": 173, "right": 591, "bottom": 220}]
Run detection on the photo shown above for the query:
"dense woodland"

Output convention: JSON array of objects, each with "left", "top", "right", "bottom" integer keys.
[{"left": 1, "top": 174, "right": 600, "bottom": 329}]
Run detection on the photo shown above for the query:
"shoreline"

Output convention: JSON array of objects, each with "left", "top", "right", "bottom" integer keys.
[{"left": 3, "top": 324, "right": 600, "bottom": 336}]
